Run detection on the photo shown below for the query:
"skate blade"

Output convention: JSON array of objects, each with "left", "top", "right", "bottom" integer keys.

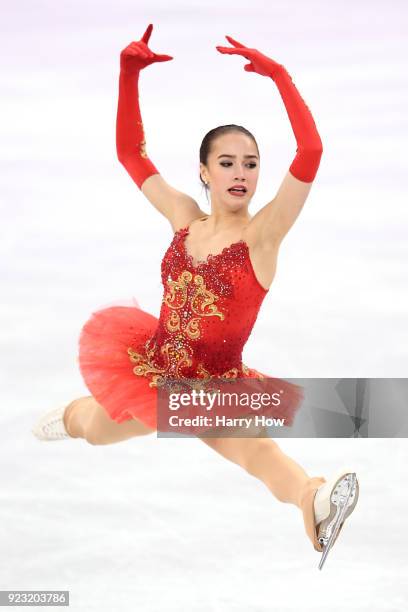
[{"left": 317, "top": 472, "right": 359, "bottom": 570}]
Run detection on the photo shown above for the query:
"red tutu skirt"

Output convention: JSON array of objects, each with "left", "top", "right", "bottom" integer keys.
[
  {"left": 77, "top": 297, "right": 160, "bottom": 429},
  {"left": 77, "top": 298, "right": 305, "bottom": 432}
]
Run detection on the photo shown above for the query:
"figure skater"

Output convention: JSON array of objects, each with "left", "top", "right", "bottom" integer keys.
[{"left": 32, "top": 24, "right": 359, "bottom": 569}]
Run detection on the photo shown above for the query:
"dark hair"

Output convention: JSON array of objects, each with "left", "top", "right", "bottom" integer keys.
[{"left": 199, "top": 124, "right": 260, "bottom": 202}]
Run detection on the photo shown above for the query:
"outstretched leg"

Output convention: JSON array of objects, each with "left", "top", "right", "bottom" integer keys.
[
  {"left": 198, "top": 423, "right": 327, "bottom": 551},
  {"left": 199, "top": 432, "right": 310, "bottom": 506},
  {"left": 64, "top": 395, "right": 156, "bottom": 444}
]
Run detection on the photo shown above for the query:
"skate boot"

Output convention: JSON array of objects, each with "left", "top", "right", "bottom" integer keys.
[
  {"left": 299, "top": 467, "right": 359, "bottom": 570},
  {"left": 31, "top": 405, "right": 72, "bottom": 441}
]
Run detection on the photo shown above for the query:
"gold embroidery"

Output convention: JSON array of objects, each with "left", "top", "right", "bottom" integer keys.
[
  {"left": 160, "top": 340, "right": 193, "bottom": 377},
  {"left": 220, "top": 367, "right": 240, "bottom": 380},
  {"left": 196, "top": 362, "right": 212, "bottom": 379},
  {"left": 191, "top": 275, "right": 225, "bottom": 321},
  {"left": 127, "top": 269, "right": 257, "bottom": 389},
  {"left": 184, "top": 318, "right": 201, "bottom": 340},
  {"left": 163, "top": 271, "right": 190, "bottom": 309},
  {"left": 166, "top": 310, "right": 181, "bottom": 333},
  {"left": 128, "top": 341, "right": 259, "bottom": 391},
  {"left": 140, "top": 139, "right": 147, "bottom": 158},
  {"left": 242, "top": 362, "right": 265, "bottom": 379},
  {"left": 128, "top": 337, "right": 190, "bottom": 389},
  {"left": 163, "top": 270, "right": 224, "bottom": 340},
  {"left": 136, "top": 120, "right": 149, "bottom": 159},
  {"left": 127, "top": 346, "right": 167, "bottom": 388}
]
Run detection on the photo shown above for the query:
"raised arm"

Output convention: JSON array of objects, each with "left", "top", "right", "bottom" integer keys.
[
  {"left": 117, "top": 24, "right": 205, "bottom": 231},
  {"left": 216, "top": 36, "right": 323, "bottom": 248},
  {"left": 116, "top": 24, "right": 171, "bottom": 187}
]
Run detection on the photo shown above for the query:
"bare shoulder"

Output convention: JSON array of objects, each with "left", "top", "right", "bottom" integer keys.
[
  {"left": 242, "top": 213, "right": 281, "bottom": 291},
  {"left": 242, "top": 210, "right": 281, "bottom": 254},
  {"left": 243, "top": 170, "right": 315, "bottom": 249},
  {"left": 141, "top": 174, "right": 207, "bottom": 233}
]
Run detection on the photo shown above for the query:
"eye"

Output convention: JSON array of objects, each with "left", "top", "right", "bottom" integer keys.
[{"left": 220, "top": 162, "right": 257, "bottom": 168}]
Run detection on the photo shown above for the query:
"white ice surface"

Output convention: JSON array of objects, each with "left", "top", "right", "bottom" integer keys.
[{"left": 2, "top": 0, "right": 408, "bottom": 609}]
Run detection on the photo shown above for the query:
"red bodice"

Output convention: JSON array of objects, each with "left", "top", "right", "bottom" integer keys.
[{"left": 128, "top": 225, "right": 269, "bottom": 390}]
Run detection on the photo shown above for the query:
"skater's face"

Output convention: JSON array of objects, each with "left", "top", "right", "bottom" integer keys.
[{"left": 200, "top": 133, "right": 259, "bottom": 209}]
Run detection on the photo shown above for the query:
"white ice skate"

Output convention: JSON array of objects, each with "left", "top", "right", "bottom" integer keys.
[
  {"left": 313, "top": 467, "right": 360, "bottom": 570},
  {"left": 31, "top": 405, "right": 72, "bottom": 441}
]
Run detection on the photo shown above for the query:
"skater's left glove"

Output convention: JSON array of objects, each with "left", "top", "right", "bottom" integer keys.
[{"left": 215, "top": 35, "right": 323, "bottom": 183}]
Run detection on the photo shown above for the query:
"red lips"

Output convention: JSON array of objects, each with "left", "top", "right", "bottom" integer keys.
[{"left": 228, "top": 184, "right": 247, "bottom": 192}]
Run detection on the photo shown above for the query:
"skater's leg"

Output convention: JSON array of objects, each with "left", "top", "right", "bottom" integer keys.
[
  {"left": 199, "top": 422, "right": 328, "bottom": 553},
  {"left": 64, "top": 396, "right": 156, "bottom": 444},
  {"left": 199, "top": 431, "right": 311, "bottom": 508}
]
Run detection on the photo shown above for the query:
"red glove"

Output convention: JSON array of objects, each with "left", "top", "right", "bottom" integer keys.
[
  {"left": 216, "top": 36, "right": 323, "bottom": 183},
  {"left": 116, "top": 24, "right": 173, "bottom": 189}
]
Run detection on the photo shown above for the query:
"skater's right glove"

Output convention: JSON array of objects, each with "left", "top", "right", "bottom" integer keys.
[{"left": 116, "top": 23, "right": 173, "bottom": 189}]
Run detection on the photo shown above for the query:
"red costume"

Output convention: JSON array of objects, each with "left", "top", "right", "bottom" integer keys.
[{"left": 77, "top": 26, "right": 324, "bottom": 431}]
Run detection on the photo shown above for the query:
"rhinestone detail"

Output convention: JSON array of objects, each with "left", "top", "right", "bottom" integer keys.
[{"left": 128, "top": 224, "right": 269, "bottom": 388}]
